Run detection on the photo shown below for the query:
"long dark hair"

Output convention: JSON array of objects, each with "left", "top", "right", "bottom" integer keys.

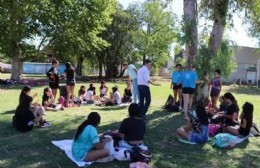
[
  {"left": 224, "top": 92, "right": 239, "bottom": 111},
  {"left": 88, "top": 84, "right": 96, "bottom": 95},
  {"left": 112, "top": 86, "right": 118, "bottom": 93},
  {"left": 74, "top": 112, "right": 101, "bottom": 140},
  {"left": 78, "top": 85, "right": 86, "bottom": 95},
  {"left": 65, "top": 62, "right": 74, "bottom": 71},
  {"left": 242, "top": 102, "right": 253, "bottom": 128},
  {"left": 100, "top": 81, "right": 106, "bottom": 89},
  {"left": 196, "top": 103, "right": 209, "bottom": 125},
  {"left": 15, "top": 96, "right": 33, "bottom": 117},
  {"left": 43, "top": 87, "right": 51, "bottom": 98},
  {"left": 19, "top": 86, "right": 31, "bottom": 103},
  {"left": 128, "top": 103, "right": 141, "bottom": 118}
]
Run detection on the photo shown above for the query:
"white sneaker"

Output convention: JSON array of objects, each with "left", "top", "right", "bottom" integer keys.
[
  {"left": 179, "top": 106, "right": 183, "bottom": 111},
  {"left": 40, "top": 121, "right": 51, "bottom": 128}
]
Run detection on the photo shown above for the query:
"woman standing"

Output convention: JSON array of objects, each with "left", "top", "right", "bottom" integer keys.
[
  {"left": 64, "top": 62, "right": 76, "bottom": 107},
  {"left": 181, "top": 65, "right": 199, "bottom": 121}
]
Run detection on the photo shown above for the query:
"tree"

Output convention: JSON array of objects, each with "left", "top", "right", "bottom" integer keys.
[
  {"left": 95, "top": 5, "right": 139, "bottom": 78},
  {"left": 183, "top": 0, "right": 198, "bottom": 66},
  {"left": 129, "top": 0, "right": 177, "bottom": 66},
  {"left": 0, "top": 0, "right": 45, "bottom": 80},
  {"left": 0, "top": 0, "right": 116, "bottom": 79},
  {"left": 39, "top": 0, "right": 116, "bottom": 75}
]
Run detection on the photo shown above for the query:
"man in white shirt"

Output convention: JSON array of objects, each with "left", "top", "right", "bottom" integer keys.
[
  {"left": 122, "top": 63, "right": 139, "bottom": 103},
  {"left": 137, "top": 59, "right": 160, "bottom": 119}
]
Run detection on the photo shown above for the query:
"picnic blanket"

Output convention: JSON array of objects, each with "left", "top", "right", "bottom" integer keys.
[{"left": 52, "top": 140, "right": 93, "bottom": 167}]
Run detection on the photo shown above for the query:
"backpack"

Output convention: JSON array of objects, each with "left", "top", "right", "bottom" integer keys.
[
  {"left": 212, "top": 133, "right": 238, "bottom": 148},
  {"left": 58, "top": 96, "right": 66, "bottom": 107},
  {"left": 114, "top": 148, "right": 131, "bottom": 161},
  {"left": 164, "top": 95, "right": 174, "bottom": 107},
  {"left": 250, "top": 123, "right": 260, "bottom": 137},
  {"left": 130, "top": 147, "right": 151, "bottom": 163},
  {"left": 166, "top": 104, "right": 179, "bottom": 112},
  {"left": 208, "top": 124, "right": 221, "bottom": 137}
]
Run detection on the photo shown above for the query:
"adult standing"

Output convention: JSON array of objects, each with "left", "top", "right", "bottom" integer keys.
[
  {"left": 122, "top": 63, "right": 139, "bottom": 104},
  {"left": 181, "top": 65, "right": 199, "bottom": 121},
  {"left": 64, "top": 62, "right": 76, "bottom": 107},
  {"left": 137, "top": 59, "right": 160, "bottom": 119},
  {"left": 46, "top": 60, "right": 60, "bottom": 101}
]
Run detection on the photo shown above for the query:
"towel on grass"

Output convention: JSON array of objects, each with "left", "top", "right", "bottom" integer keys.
[{"left": 52, "top": 140, "right": 93, "bottom": 167}]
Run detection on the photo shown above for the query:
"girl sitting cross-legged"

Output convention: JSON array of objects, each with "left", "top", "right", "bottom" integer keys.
[
  {"left": 225, "top": 102, "right": 253, "bottom": 137},
  {"left": 72, "top": 112, "right": 112, "bottom": 162},
  {"left": 42, "top": 87, "right": 63, "bottom": 111},
  {"left": 177, "top": 102, "right": 209, "bottom": 144},
  {"left": 13, "top": 96, "right": 51, "bottom": 132},
  {"left": 118, "top": 103, "right": 147, "bottom": 150}
]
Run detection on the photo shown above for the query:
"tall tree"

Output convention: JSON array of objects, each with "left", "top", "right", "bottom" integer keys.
[
  {"left": 183, "top": 0, "right": 198, "bottom": 66},
  {"left": 95, "top": 5, "right": 139, "bottom": 78},
  {"left": 129, "top": 0, "right": 177, "bottom": 65},
  {"left": 0, "top": 0, "right": 44, "bottom": 80}
]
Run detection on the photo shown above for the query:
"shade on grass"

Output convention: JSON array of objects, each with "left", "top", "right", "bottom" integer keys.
[{"left": 0, "top": 77, "right": 260, "bottom": 168}]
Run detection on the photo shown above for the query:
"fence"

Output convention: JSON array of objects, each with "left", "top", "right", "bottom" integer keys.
[{"left": 23, "top": 62, "right": 66, "bottom": 74}]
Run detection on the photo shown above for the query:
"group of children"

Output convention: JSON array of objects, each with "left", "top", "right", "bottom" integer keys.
[
  {"left": 171, "top": 64, "right": 254, "bottom": 144},
  {"left": 74, "top": 80, "right": 133, "bottom": 106}
]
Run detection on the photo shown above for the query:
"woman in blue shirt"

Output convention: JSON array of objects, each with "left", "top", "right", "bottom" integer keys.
[
  {"left": 181, "top": 65, "right": 199, "bottom": 121},
  {"left": 72, "top": 112, "right": 110, "bottom": 162},
  {"left": 170, "top": 64, "right": 183, "bottom": 110}
]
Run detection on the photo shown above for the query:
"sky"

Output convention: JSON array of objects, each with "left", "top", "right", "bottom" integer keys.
[{"left": 118, "top": 0, "right": 259, "bottom": 48}]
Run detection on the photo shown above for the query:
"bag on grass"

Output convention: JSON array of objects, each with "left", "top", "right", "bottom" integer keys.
[
  {"left": 130, "top": 147, "right": 152, "bottom": 163},
  {"left": 212, "top": 133, "right": 238, "bottom": 148},
  {"left": 114, "top": 148, "right": 131, "bottom": 161},
  {"left": 208, "top": 124, "right": 221, "bottom": 137},
  {"left": 58, "top": 96, "right": 66, "bottom": 107},
  {"left": 103, "top": 130, "right": 122, "bottom": 147},
  {"left": 250, "top": 123, "right": 260, "bottom": 137},
  {"left": 163, "top": 95, "right": 179, "bottom": 112}
]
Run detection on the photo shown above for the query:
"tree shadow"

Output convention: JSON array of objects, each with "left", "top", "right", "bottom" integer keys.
[
  {"left": 0, "top": 110, "right": 15, "bottom": 115},
  {"left": 226, "top": 86, "right": 260, "bottom": 96},
  {"left": 91, "top": 106, "right": 129, "bottom": 111}
]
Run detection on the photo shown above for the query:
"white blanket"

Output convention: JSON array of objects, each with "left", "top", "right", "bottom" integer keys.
[{"left": 51, "top": 140, "right": 93, "bottom": 167}]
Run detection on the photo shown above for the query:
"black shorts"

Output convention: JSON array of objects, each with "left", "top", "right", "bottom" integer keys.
[
  {"left": 238, "top": 127, "right": 250, "bottom": 137},
  {"left": 182, "top": 87, "right": 195, "bottom": 94},
  {"left": 66, "top": 82, "right": 75, "bottom": 86},
  {"left": 49, "top": 83, "right": 59, "bottom": 89},
  {"left": 173, "top": 83, "right": 182, "bottom": 90}
]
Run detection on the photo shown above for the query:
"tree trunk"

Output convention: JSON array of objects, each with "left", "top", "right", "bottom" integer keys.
[
  {"left": 10, "top": 42, "right": 22, "bottom": 81},
  {"left": 208, "top": 0, "right": 229, "bottom": 57},
  {"left": 183, "top": 0, "right": 198, "bottom": 67},
  {"left": 98, "top": 58, "right": 103, "bottom": 78},
  {"left": 76, "top": 56, "right": 84, "bottom": 76}
]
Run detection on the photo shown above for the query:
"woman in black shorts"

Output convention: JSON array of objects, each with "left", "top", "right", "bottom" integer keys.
[
  {"left": 64, "top": 62, "right": 76, "bottom": 107},
  {"left": 181, "top": 65, "right": 199, "bottom": 120}
]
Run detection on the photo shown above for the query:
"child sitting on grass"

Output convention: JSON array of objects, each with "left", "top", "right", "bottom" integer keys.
[
  {"left": 105, "top": 86, "right": 121, "bottom": 106},
  {"left": 42, "top": 87, "right": 63, "bottom": 111},
  {"left": 122, "top": 80, "right": 133, "bottom": 103},
  {"left": 118, "top": 103, "right": 147, "bottom": 150},
  {"left": 72, "top": 112, "right": 112, "bottom": 162},
  {"left": 13, "top": 96, "right": 50, "bottom": 132},
  {"left": 225, "top": 102, "right": 253, "bottom": 137},
  {"left": 100, "top": 81, "right": 108, "bottom": 97},
  {"left": 177, "top": 102, "right": 209, "bottom": 144}
]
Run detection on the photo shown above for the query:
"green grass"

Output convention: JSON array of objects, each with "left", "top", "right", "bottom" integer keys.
[{"left": 0, "top": 74, "right": 260, "bottom": 168}]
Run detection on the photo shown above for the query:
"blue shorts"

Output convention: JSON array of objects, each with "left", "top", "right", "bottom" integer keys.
[{"left": 189, "top": 125, "right": 208, "bottom": 144}]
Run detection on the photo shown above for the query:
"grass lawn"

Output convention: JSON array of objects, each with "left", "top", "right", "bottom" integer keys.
[{"left": 0, "top": 74, "right": 260, "bottom": 168}]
